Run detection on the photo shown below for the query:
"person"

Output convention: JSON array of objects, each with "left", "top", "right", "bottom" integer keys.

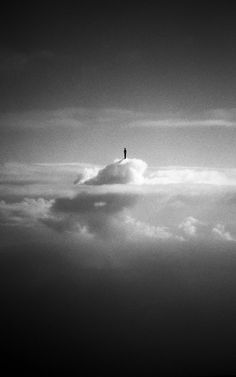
[{"left": 124, "top": 147, "right": 127, "bottom": 159}]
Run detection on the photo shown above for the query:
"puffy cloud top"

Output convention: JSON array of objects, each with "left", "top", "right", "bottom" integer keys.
[{"left": 82, "top": 158, "right": 147, "bottom": 185}]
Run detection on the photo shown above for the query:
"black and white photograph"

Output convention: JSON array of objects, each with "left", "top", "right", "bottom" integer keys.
[{"left": 1, "top": 2, "right": 236, "bottom": 375}]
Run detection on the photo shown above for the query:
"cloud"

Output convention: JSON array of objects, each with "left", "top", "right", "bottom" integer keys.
[
  {"left": 0, "top": 162, "right": 97, "bottom": 201},
  {"left": 53, "top": 191, "right": 138, "bottom": 214},
  {"left": 76, "top": 158, "right": 236, "bottom": 187},
  {"left": 124, "top": 215, "right": 173, "bottom": 240},
  {"left": 81, "top": 158, "right": 147, "bottom": 185},
  {"left": 0, "top": 107, "right": 138, "bottom": 130},
  {"left": 74, "top": 167, "right": 100, "bottom": 185},
  {"left": 3, "top": 107, "right": 236, "bottom": 131},
  {"left": 146, "top": 167, "right": 236, "bottom": 186},
  {"left": 129, "top": 119, "right": 236, "bottom": 128},
  {"left": 179, "top": 216, "right": 207, "bottom": 237},
  {"left": 1, "top": 159, "right": 236, "bottom": 254},
  {"left": 178, "top": 216, "right": 235, "bottom": 241},
  {"left": 212, "top": 224, "right": 234, "bottom": 241},
  {"left": 48, "top": 191, "right": 140, "bottom": 239},
  {"left": 1, "top": 191, "right": 235, "bottom": 246},
  {"left": 128, "top": 108, "right": 236, "bottom": 128},
  {"left": 0, "top": 198, "right": 53, "bottom": 226},
  {"left": 3, "top": 162, "right": 236, "bottom": 213}
]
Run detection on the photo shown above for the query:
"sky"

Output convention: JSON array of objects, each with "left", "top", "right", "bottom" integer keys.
[
  {"left": 2, "top": 2, "right": 236, "bottom": 375},
  {"left": 1, "top": 3, "right": 236, "bottom": 165}
]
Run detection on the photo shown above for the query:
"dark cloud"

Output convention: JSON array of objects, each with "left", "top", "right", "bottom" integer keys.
[
  {"left": 49, "top": 191, "right": 140, "bottom": 239},
  {"left": 53, "top": 191, "right": 138, "bottom": 214}
]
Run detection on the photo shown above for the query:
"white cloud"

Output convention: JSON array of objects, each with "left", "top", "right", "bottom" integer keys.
[
  {"left": 212, "top": 224, "right": 234, "bottom": 241},
  {"left": 74, "top": 158, "right": 236, "bottom": 187},
  {"left": 0, "top": 198, "right": 53, "bottom": 226},
  {"left": 82, "top": 158, "right": 147, "bottom": 185},
  {"left": 146, "top": 167, "right": 236, "bottom": 186},
  {"left": 178, "top": 216, "right": 235, "bottom": 242},
  {"left": 75, "top": 158, "right": 236, "bottom": 187},
  {"left": 179, "top": 216, "right": 206, "bottom": 237},
  {"left": 124, "top": 215, "right": 173, "bottom": 240},
  {"left": 0, "top": 162, "right": 98, "bottom": 200}
]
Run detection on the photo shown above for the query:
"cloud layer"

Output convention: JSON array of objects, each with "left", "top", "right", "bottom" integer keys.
[
  {"left": 2, "top": 107, "right": 236, "bottom": 130},
  {"left": 75, "top": 158, "right": 236, "bottom": 186},
  {"left": 1, "top": 158, "right": 236, "bottom": 259}
]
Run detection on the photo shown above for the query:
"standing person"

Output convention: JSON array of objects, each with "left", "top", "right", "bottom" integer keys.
[{"left": 124, "top": 147, "right": 127, "bottom": 159}]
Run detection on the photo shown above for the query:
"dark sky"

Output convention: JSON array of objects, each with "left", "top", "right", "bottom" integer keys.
[{"left": 1, "top": 2, "right": 236, "bottom": 112}]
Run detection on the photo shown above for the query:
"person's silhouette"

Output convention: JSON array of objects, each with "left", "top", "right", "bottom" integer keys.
[{"left": 124, "top": 147, "right": 127, "bottom": 159}]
